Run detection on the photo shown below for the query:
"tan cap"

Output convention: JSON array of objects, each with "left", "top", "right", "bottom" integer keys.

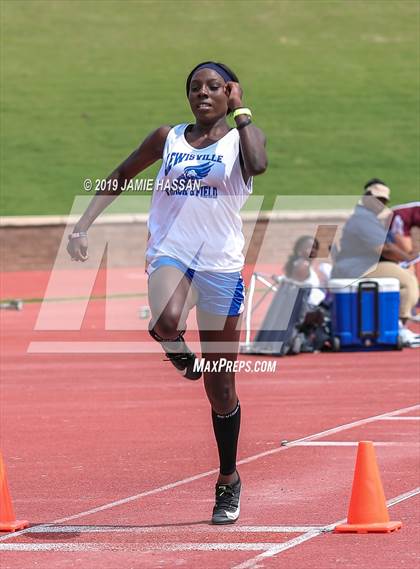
[{"left": 365, "top": 183, "right": 391, "bottom": 201}]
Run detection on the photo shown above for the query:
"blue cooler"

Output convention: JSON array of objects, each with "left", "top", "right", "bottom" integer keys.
[{"left": 329, "top": 278, "right": 401, "bottom": 351}]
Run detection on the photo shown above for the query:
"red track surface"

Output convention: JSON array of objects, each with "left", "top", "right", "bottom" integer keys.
[{"left": 1, "top": 268, "right": 419, "bottom": 569}]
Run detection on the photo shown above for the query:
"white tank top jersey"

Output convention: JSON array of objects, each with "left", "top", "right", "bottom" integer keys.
[{"left": 147, "top": 123, "right": 253, "bottom": 272}]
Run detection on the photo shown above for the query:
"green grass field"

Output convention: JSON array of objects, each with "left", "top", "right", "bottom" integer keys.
[{"left": 1, "top": 0, "right": 419, "bottom": 215}]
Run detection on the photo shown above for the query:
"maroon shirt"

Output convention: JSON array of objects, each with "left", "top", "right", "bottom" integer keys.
[{"left": 390, "top": 202, "right": 420, "bottom": 236}]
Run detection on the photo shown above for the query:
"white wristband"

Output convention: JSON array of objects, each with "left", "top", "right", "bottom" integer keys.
[{"left": 68, "top": 232, "right": 88, "bottom": 240}]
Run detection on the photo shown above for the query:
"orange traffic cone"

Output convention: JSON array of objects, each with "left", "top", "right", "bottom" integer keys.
[
  {"left": 335, "top": 441, "right": 402, "bottom": 533},
  {"left": 0, "top": 451, "right": 28, "bottom": 532}
]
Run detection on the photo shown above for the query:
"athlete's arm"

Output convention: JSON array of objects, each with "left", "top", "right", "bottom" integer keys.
[
  {"left": 236, "top": 123, "right": 267, "bottom": 178},
  {"left": 68, "top": 125, "right": 171, "bottom": 261},
  {"left": 75, "top": 125, "right": 171, "bottom": 232},
  {"left": 224, "top": 82, "right": 267, "bottom": 178}
]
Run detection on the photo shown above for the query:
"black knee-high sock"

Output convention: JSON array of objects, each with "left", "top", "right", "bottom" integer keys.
[{"left": 212, "top": 401, "right": 241, "bottom": 476}]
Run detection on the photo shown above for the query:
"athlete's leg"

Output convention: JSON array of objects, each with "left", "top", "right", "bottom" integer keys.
[
  {"left": 148, "top": 266, "right": 201, "bottom": 379},
  {"left": 198, "top": 309, "right": 243, "bottom": 524},
  {"left": 148, "top": 265, "right": 197, "bottom": 340},
  {"left": 197, "top": 309, "right": 242, "bottom": 485}
]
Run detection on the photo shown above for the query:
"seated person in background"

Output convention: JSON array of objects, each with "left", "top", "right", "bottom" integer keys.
[
  {"left": 332, "top": 178, "right": 419, "bottom": 346},
  {"left": 284, "top": 235, "right": 332, "bottom": 308},
  {"left": 389, "top": 202, "right": 420, "bottom": 281},
  {"left": 283, "top": 235, "right": 333, "bottom": 351},
  {"left": 390, "top": 201, "right": 420, "bottom": 255}
]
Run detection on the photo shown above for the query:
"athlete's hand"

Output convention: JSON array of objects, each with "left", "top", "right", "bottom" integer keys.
[
  {"left": 67, "top": 235, "right": 89, "bottom": 262},
  {"left": 224, "top": 82, "right": 243, "bottom": 111}
]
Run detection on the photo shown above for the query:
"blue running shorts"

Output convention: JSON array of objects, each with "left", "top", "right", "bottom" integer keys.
[{"left": 147, "top": 256, "right": 245, "bottom": 316}]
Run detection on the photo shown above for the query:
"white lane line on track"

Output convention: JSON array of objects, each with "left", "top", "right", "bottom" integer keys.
[
  {"left": 0, "top": 542, "right": 279, "bottom": 553},
  {"left": 293, "top": 441, "right": 419, "bottom": 447},
  {"left": 387, "top": 487, "right": 420, "bottom": 507},
  {"left": 379, "top": 416, "right": 420, "bottom": 421},
  {"left": 0, "top": 403, "right": 418, "bottom": 543},
  {"left": 24, "top": 525, "right": 325, "bottom": 535},
  {"left": 230, "top": 487, "right": 420, "bottom": 569},
  {"left": 272, "top": 404, "right": 420, "bottom": 451},
  {"left": 2, "top": 486, "right": 418, "bottom": 556}
]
